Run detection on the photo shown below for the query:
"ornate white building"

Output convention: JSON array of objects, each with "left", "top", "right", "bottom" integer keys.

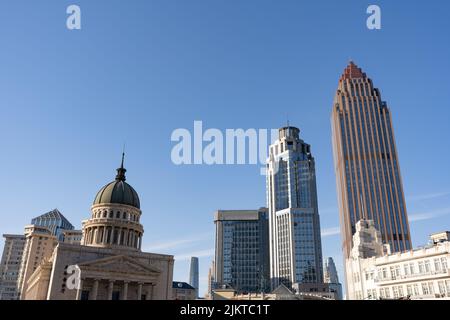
[
  {"left": 346, "top": 220, "right": 450, "bottom": 300},
  {"left": 22, "top": 155, "right": 174, "bottom": 300}
]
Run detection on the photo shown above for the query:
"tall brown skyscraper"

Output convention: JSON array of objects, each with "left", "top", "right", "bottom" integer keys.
[{"left": 331, "top": 62, "right": 412, "bottom": 259}]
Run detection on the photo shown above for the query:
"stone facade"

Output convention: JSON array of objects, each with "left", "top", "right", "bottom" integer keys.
[
  {"left": 346, "top": 220, "right": 450, "bottom": 300},
  {"left": 21, "top": 158, "right": 174, "bottom": 300}
]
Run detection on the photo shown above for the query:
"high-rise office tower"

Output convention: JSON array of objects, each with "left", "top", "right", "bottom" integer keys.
[
  {"left": 0, "top": 234, "right": 26, "bottom": 300},
  {"left": 331, "top": 62, "right": 412, "bottom": 259},
  {"left": 266, "top": 126, "right": 324, "bottom": 290},
  {"left": 189, "top": 257, "right": 199, "bottom": 298},
  {"left": 214, "top": 208, "right": 270, "bottom": 293}
]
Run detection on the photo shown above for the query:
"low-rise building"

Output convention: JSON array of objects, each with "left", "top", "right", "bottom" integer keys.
[
  {"left": 346, "top": 220, "right": 450, "bottom": 300},
  {"left": 172, "top": 281, "right": 197, "bottom": 300}
]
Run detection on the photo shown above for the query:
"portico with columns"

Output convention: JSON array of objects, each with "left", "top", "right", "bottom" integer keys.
[{"left": 74, "top": 255, "right": 161, "bottom": 300}]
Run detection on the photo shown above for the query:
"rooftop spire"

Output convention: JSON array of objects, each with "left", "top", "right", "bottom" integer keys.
[{"left": 115, "top": 152, "right": 127, "bottom": 181}]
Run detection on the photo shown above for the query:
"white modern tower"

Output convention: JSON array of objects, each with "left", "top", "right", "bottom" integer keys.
[{"left": 266, "top": 126, "right": 324, "bottom": 291}]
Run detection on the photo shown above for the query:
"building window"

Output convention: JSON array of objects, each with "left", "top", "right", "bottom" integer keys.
[
  {"left": 406, "top": 285, "right": 413, "bottom": 297},
  {"left": 441, "top": 258, "right": 448, "bottom": 271},
  {"left": 418, "top": 261, "right": 425, "bottom": 274},
  {"left": 428, "top": 282, "right": 434, "bottom": 295},
  {"left": 438, "top": 281, "right": 446, "bottom": 295},
  {"left": 422, "top": 283, "right": 430, "bottom": 295},
  {"left": 80, "top": 290, "right": 90, "bottom": 300},
  {"left": 434, "top": 258, "right": 442, "bottom": 272},
  {"left": 112, "top": 291, "right": 120, "bottom": 300},
  {"left": 392, "top": 286, "right": 399, "bottom": 298},
  {"left": 413, "top": 284, "right": 420, "bottom": 296},
  {"left": 424, "top": 260, "right": 431, "bottom": 273}
]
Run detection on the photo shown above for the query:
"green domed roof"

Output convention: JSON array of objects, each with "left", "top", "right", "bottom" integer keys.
[{"left": 93, "top": 154, "right": 140, "bottom": 209}]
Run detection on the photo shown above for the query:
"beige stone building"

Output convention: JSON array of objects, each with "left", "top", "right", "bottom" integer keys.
[
  {"left": 22, "top": 155, "right": 174, "bottom": 300},
  {"left": 346, "top": 220, "right": 450, "bottom": 300},
  {"left": 17, "top": 225, "right": 58, "bottom": 298}
]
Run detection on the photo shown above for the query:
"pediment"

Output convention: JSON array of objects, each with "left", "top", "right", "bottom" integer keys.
[
  {"left": 271, "top": 283, "right": 294, "bottom": 295},
  {"left": 77, "top": 255, "right": 161, "bottom": 275}
]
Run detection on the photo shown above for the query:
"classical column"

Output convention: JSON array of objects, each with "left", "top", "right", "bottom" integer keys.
[
  {"left": 101, "top": 226, "right": 107, "bottom": 244},
  {"left": 75, "top": 279, "right": 84, "bottom": 300},
  {"left": 117, "top": 228, "right": 121, "bottom": 245},
  {"left": 123, "top": 282, "right": 129, "bottom": 300},
  {"left": 107, "top": 280, "right": 114, "bottom": 300},
  {"left": 90, "top": 279, "right": 99, "bottom": 300},
  {"left": 138, "top": 234, "right": 142, "bottom": 250},
  {"left": 110, "top": 227, "right": 115, "bottom": 245},
  {"left": 137, "top": 283, "right": 143, "bottom": 300},
  {"left": 134, "top": 232, "right": 138, "bottom": 248},
  {"left": 124, "top": 229, "right": 129, "bottom": 246}
]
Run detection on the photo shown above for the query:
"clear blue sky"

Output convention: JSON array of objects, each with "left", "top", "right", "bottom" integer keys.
[{"left": 1, "top": 1, "right": 450, "bottom": 297}]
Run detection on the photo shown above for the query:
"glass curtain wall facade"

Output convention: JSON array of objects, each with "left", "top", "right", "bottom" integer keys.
[{"left": 214, "top": 209, "right": 270, "bottom": 293}]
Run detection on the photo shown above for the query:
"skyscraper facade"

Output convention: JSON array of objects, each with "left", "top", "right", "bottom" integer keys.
[
  {"left": 189, "top": 257, "right": 199, "bottom": 298},
  {"left": 214, "top": 208, "right": 270, "bottom": 293},
  {"left": 266, "top": 126, "right": 324, "bottom": 290},
  {"left": 331, "top": 62, "right": 412, "bottom": 259}
]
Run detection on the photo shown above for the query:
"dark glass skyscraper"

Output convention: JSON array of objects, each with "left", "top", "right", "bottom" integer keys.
[{"left": 331, "top": 62, "right": 412, "bottom": 259}]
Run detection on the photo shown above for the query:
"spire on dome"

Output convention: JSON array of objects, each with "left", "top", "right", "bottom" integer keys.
[{"left": 115, "top": 152, "right": 126, "bottom": 181}]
